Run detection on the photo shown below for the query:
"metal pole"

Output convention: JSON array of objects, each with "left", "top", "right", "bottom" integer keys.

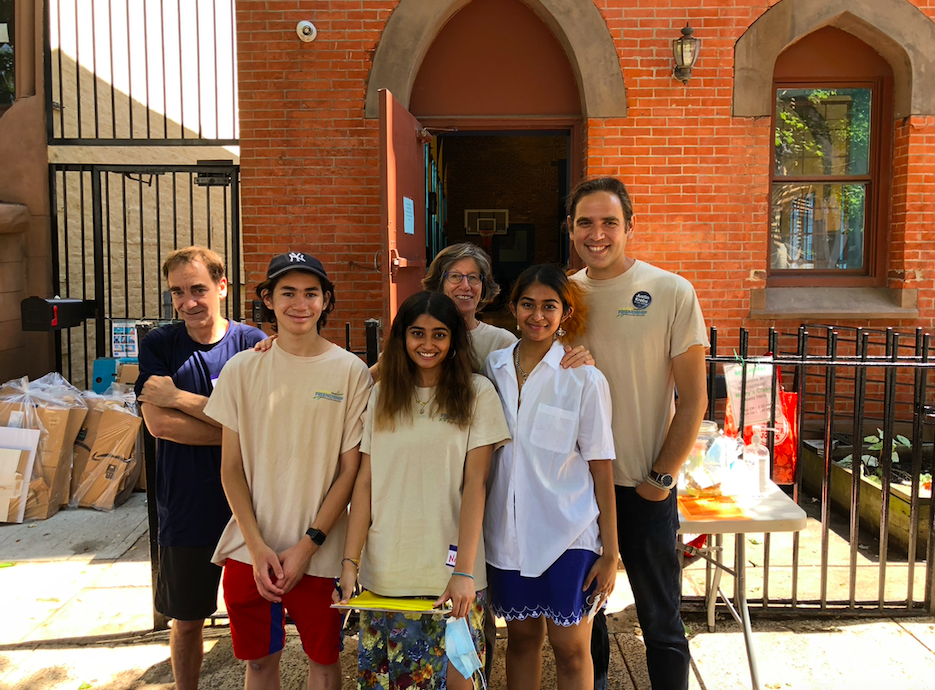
[
  {"left": 878, "top": 330, "right": 898, "bottom": 609},
  {"left": 230, "top": 166, "right": 241, "bottom": 321},
  {"left": 365, "top": 319, "right": 380, "bottom": 367},
  {"left": 848, "top": 330, "right": 868, "bottom": 608},
  {"left": 91, "top": 168, "right": 106, "bottom": 357},
  {"left": 819, "top": 328, "right": 838, "bottom": 609}
]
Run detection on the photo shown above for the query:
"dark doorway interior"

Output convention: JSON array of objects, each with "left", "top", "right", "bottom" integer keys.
[{"left": 440, "top": 132, "right": 569, "bottom": 321}]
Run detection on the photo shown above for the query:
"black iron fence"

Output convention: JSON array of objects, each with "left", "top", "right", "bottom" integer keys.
[
  {"left": 50, "top": 162, "right": 241, "bottom": 387},
  {"left": 46, "top": 0, "right": 238, "bottom": 144},
  {"left": 685, "top": 325, "right": 935, "bottom": 618}
]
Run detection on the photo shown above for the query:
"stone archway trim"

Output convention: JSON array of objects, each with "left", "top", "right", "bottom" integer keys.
[
  {"left": 734, "top": 0, "right": 935, "bottom": 119},
  {"left": 364, "top": 0, "right": 627, "bottom": 119}
]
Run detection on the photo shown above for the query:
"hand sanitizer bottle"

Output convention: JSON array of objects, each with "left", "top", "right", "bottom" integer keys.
[{"left": 746, "top": 425, "right": 770, "bottom": 497}]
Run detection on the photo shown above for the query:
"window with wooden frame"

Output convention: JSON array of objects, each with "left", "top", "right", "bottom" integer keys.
[
  {"left": 769, "top": 27, "right": 893, "bottom": 287},
  {"left": 0, "top": 0, "right": 12, "bottom": 113}
]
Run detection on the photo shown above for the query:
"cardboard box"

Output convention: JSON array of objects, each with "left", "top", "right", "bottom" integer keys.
[
  {"left": 72, "top": 400, "right": 132, "bottom": 497},
  {"left": 72, "top": 407, "right": 142, "bottom": 511},
  {"left": 23, "top": 477, "right": 50, "bottom": 521},
  {"left": 116, "top": 363, "right": 139, "bottom": 385},
  {"left": 0, "top": 427, "right": 41, "bottom": 523},
  {"left": 0, "top": 401, "right": 87, "bottom": 519}
]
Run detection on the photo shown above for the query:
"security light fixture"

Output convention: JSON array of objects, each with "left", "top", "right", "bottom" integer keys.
[
  {"left": 673, "top": 23, "right": 700, "bottom": 84},
  {"left": 297, "top": 21, "right": 317, "bottom": 42}
]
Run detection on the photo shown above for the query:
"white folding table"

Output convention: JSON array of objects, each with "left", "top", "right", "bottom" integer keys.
[{"left": 677, "top": 482, "right": 807, "bottom": 690}]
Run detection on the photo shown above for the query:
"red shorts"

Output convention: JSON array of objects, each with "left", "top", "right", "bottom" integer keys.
[{"left": 222, "top": 559, "right": 342, "bottom": 664}]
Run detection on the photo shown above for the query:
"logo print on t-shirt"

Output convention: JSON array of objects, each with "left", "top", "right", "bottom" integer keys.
[
  {"left": 313, "top": 390, "right": 344, "bottom": 402},
  {"left": 288, "top": 252, "right": 306, "bottom": 263},
  {"left": 617, "top": 291, "right": 652, "bottom": 317}
]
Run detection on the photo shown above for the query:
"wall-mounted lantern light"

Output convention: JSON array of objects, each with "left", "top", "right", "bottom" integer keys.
[{"left": 673, "top": 23, "right": 699, "bottom": 84}]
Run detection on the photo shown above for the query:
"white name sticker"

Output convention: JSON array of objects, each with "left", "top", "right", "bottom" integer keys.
[{"left": 446, "top": 544, "right": 458, "bottom": 568}]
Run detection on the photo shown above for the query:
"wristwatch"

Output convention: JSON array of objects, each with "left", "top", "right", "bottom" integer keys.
[
  {"left": 647, "top": 470, "right": 674, "bottom": 491},
  {"left": 305, "top": 528, "right": 327, "bottom": 546}
]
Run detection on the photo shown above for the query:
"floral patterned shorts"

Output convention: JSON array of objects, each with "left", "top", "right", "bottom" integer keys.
[{"left": 357, "top": 590, "right": 487, "bottom": 689}]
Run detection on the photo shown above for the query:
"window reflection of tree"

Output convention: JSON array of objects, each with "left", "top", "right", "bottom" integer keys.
[{"left": 772, "top": 88, "right": 870, "bottom": 272}]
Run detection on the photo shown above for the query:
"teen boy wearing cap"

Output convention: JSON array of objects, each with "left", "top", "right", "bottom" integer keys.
[
  {"left": 135, "top": 246, "right": 266, "bottom": 690},
  {"left": 204, "top": 251, "right": 372, "bottom": 688}
]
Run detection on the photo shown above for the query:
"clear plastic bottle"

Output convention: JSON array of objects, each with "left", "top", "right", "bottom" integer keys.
[{"left": 745, "top": 425, "right": 771, "bottom": 498}]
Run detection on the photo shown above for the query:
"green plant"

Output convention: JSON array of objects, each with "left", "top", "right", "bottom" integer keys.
[{"left": 838, "top": 429, "right": 911, "bottom": 478}]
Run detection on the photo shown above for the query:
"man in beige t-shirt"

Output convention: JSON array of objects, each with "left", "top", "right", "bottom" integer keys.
[
  {"left": 204, "top": 252, "right": 371, "bottom": 690},
  {"left": 567, "top": 178, "right": 709, "bottom": 690}
]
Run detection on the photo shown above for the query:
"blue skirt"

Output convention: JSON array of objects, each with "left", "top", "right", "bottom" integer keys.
[{"left": 488, "top": 549, "right": 600, "bottom": 627}]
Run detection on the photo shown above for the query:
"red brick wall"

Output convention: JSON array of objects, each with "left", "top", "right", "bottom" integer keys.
[
  {"left": 235, "top": 0, "right": 392, "bottom": 349},
  {"left": 237, "top": 0, "right": 935, "bottom": 354}
]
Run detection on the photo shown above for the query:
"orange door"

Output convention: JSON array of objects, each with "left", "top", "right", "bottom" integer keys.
[{"left": 380, "top": 89, "right": 428, "bottom": 322}]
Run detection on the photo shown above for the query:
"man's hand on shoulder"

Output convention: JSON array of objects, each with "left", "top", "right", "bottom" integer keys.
[
  {"left": 560, "top": 344, "right": 595, "bottom": 369},
  {"left": 253, "top": 334, "right": 276, "bottom": 353},
  {"left": 138, "top": 375, "right": 179, "bottom": 408}
]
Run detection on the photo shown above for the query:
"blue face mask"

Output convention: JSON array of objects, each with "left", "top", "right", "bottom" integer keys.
[{"left": 445, "top": 616, "right": 482, "bottom": 681}]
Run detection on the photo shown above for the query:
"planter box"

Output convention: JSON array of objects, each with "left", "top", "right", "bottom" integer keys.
[{"left": 802, "top": 441, "right": 931, "bottom": 559}]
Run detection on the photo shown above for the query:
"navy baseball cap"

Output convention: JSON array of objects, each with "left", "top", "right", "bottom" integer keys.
[{"left": 266, "top": 251, "right": 329, "bottom": 282}]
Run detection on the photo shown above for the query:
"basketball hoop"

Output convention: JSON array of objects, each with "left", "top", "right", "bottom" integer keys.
[
  {"left": 476, "top": 217, "right": 497, "bottom": 253},
  {"left": 478, "top": 226, "right": 495, "bottom": 252}
]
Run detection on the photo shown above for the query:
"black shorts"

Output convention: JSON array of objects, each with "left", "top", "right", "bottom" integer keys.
[{"left": 155, "top": 545, "right": 222, "bottom": 621}]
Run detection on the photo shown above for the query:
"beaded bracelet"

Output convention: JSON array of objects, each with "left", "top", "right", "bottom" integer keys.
[
  {"left": 451, "top": 571, "right": 474, "bottom": 580},
  {"left": 342, "top": 557, "right": 360, "bottom": 570}
]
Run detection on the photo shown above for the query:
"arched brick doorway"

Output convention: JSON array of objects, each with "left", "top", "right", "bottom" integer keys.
[
  {"left": 375, "top": 0, "right": 623, "bottom": 308},
  {"left": 364, "top": 0, "right": 627, "bottom": 120}
]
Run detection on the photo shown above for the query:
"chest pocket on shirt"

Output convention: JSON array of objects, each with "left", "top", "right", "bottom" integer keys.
[{"left": 530, "top": 404, "right": 577, "bottom": 455}]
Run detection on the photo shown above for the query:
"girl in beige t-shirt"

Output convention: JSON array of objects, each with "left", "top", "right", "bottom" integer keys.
[{"left": 335, "top": 291, "right": 510, "bottom": 690}]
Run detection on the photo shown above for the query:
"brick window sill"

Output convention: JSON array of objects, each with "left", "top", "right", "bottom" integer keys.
[{"left": 749, "top": 287, "right": 919, "bottom": 320}]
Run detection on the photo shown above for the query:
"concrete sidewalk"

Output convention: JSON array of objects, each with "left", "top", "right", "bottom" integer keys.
[{"left": 1, "top": 495, "right": 934, "bottom": 689}]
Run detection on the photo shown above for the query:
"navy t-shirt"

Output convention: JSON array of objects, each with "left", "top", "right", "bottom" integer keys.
[{"left": 135, "top": 321, "right": 266, "bottom": 547}]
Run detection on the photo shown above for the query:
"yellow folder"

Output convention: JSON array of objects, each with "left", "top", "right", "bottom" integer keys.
[{"left": 331, "top": 590, "right": 452, "bottom": 615}]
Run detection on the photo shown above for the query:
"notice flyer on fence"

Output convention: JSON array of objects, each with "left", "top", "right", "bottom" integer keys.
[
  {"left": 722, "top": 359, "right": 786, "bottom": 429},
  {"left": 111, "top": 320, "right": 139, "bottom": 361}
]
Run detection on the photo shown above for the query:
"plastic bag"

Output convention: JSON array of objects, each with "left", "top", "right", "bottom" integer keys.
[
  {"left": 29, "top": 372, "right": 86, "bottom": 404},
  {"left": 70, "top": 386, "right": 142, "bottom": 511},
  {"left": 724, "top": 369, "right": 799, "bottom": 485},
  {"left": 0, "top": 375, "right": 89, "bottom": 520}
]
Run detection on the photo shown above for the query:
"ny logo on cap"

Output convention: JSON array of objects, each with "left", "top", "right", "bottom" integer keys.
[{"left": 288, "top": 252, "right": 306, "bottom": 263}]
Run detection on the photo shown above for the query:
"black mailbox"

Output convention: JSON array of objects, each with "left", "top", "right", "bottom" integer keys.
[{"left": 21, "top": 297, "right": 96, "bottom": 331}]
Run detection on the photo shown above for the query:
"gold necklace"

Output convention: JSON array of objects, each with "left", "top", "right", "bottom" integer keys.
[{"left": 414, "top": 395, "right": 432, "bottom": 415}]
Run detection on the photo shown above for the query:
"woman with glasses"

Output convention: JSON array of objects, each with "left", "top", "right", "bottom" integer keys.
[{"left": 421, "top": 243, "right": 517, "bottom": 371}]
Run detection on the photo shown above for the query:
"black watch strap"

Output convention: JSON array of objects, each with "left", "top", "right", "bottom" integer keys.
[
  {"left": 648, "top": 470, "right": 674, "bottom": 490},
  {"left": 306, "top": 528, "right": 326, "bottom": 546}
]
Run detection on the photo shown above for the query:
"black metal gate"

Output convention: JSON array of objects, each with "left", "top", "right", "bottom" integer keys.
[
  {"left": 49, "top": 162, "right": 241, "bottom": 387},
  {"left": 683, "top": 325, "right": 935, "bottom": 619}
]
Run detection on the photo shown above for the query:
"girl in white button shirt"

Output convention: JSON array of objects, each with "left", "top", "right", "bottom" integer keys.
[{"left": 483, "top": 265, "right": 618, "bottom": 690}]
